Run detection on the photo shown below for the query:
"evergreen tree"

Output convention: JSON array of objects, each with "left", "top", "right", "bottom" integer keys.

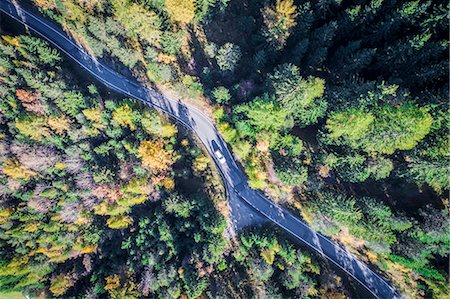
[
  {"left": 216, "top": 43, "right": 242, "bottom": 72},
  {"left": 269, "top": 63, "right": 327, "bottom": 127}
]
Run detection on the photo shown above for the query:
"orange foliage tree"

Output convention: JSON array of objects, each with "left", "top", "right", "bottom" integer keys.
[{"left": 16, "top": 89, "right": 46, "bottom": 114}]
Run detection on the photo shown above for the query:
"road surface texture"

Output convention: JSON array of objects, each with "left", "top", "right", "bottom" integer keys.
[{"left": 0, "top": 1, "right": 403, "bottom": 298}]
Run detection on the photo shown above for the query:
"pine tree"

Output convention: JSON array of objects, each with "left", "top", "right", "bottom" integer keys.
[
  {"left": 328, "top": 40, "right": 376, "bottom": 81},
  {"left": 303, "top": 21, "right": 338, "bottom": 69},
  {"left": 211, "top": 86, "right": 231, "bottom": 104},
  {"left": 216, "top": 43, "right": 242, "bottom": 72},
  {"left": 325, "top": 103, "right": 433, "bottom": 155},
  {"left": 268, "top": 63, "right": 327, "bottom": 126}
]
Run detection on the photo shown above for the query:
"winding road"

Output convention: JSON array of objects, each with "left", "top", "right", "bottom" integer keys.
[{"left": 0, "top": 1, "right": 402, "bottom": 298}]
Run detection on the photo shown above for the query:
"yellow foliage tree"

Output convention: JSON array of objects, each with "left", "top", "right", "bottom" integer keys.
[
  {"left": 161, "top": 177, "right": 175, "bottom": 190},
  {"left": 111, "top": 0, "right": 161, "bottom": 45},
  {"left": 104, "top": 274, "right": 121, "bottom": 292},
  {"left": 107, "top": 215, "right": 133, "bottom": 229},
  {"left": 2, "top": 36, "right": 20, "bottom": 48},
  {"left": 2, "top": 158, "right": 37, "bottom": 180},
  {"left": 83, "top": 107, "right": 103, "bottom": 126},
  {"left": 94, "top": 202, "right": 129, "bottom": 216},
  {"left": 137, "top": 139, "right": 174, "bottom": 173},
  {"left": 161, "top": 124, "right": 178, "bottom": 138},
  {"left": 48, "top": 115, "right": 72, "bottom": 135},
  {"left": 112, "top": 104, "right": 136, "bottom": 131},
  {"left": 74, "top": 0, "right": 105, "bottom": 12},
  {"left": 109, "top": 280, "right": 139, "bottom": 299},
  {"left": 33, "top": 0, "right": 56, "bottom": 10},
  {"left": 165, "top": 0, "right": 196, "bottom": 24},
  {"left": 60, "top": 0, "right": 88, "bottom": 23},
  {"left": 15, "top": 116, "right": 51, "bottom": 141},
  {"left": 275, "top": 0, "right": 298, "bottom": 29},
  {"left": 193, "top": 154, "right": 209, "bottom": 173},
  {"left": 262, "top": 0, "right": 298, "bottom": 48},
  {"left": 260, "top": 249, "right": 275, "bottom": 265},
  {"left": 80, "top": 245, "right": 97, "bottom": 254},
  {"left": 117, "top": 178, "right": 153, "bottom": 207},
  {"left": 50, "top": 274, "right": 74, "bottom": 296},
  {"left": 83, "top": 107, "right": 106, "bottom": 135}
]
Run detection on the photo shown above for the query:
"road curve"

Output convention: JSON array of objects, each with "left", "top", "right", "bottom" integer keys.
[{"left": 1, "top": 1, "right": 403, "bottom": 298}]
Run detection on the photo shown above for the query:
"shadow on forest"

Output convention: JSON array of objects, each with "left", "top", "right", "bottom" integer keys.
[{"left": 181, "top": 0, "right": 266, "bottom": 103}]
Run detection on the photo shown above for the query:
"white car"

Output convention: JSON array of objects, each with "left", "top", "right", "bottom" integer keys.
[{"left": 214, "top": 150, "right": 226, "bottom": 164}]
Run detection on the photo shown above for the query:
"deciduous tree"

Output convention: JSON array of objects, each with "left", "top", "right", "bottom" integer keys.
[
  {"left": 165, "top": 0, "right": 196, "bottom": 24},
  {"left": 2, "top": 158, "right": 37, "bottom": 180},
  {"left": 15, "top": 116, "right": 51, "bottom": 141},
  {"left": 112, "top": 104, "right": 136, "bottom": 131},
  {"left": 138, "top": 139, "right": 175, "bottom": 173},
  {"left": 262, "top": 0, "right": 298, "bottom": 48}
]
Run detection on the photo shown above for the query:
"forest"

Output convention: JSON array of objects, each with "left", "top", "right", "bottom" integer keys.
[
  {"left": 0, "top": 0, "right": 449, "bottom": 298},
  {"left": 0, "top": 32, "right": 347, "bottom": 298}
]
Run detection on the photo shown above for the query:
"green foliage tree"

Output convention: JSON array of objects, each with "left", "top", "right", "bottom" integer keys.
[
  {"left": 304, "top": 192, "right": 411, "bottom": 253},
  {"left": 55, "top": 91, "right": 86, "bottom": 117},
  {"left": 325, "top": 103, "right": 433, "bottom": 154},
  {"left": 404, "top": 109, "right": 449, "bottom": 192},
  {"left": 160, "top": 31, "right": 182, "bottom": 55},
  {"left": 269, "top": 63, "right": 327, "bottom": 127},
  {"left": 18, "top": 35, "right": 61, "bottom": 66},
  {"left": 163, "top": 193, "right": 195, "bottom": 218},
  {"left": 234, "top": 95, "right": 289, "bottom": 134},
  {"left": 323, "top": 153, "right": 393, "bottom": 183},
  {"left": 216, "top": 43, "right": 242, "bottom": 72},
  {"left": 231, "top": 230, "right": 321, "bottom": 296},
  {"left": 211, "top": 86, "right": 231, "bottom": 104},
  {"left": 275, "top": 164, "right": 308, "bottom": 186},
  {"left": 325, "top": 108, "right": 374, "bottom": 141}
]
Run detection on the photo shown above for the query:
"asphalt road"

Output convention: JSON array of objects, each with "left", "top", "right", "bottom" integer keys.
[{"left": 0, "top": 1, "right": 403, "bottom": 298}]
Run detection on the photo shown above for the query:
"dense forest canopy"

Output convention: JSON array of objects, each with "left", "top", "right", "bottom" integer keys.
[
  {"left": 0, "top": 33, "right": 346, "bottom": 298},
  {"left": 1, "top": 0, "right": 449, "bottom": 298}
]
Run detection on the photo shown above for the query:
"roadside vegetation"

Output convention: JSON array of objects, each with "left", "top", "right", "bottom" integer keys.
[
  {"left": 2, "top": 0, "right": 449, "bottom": 298},
  {"left": 0, "top": 34, "right": 345, "bottom": 298}
]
